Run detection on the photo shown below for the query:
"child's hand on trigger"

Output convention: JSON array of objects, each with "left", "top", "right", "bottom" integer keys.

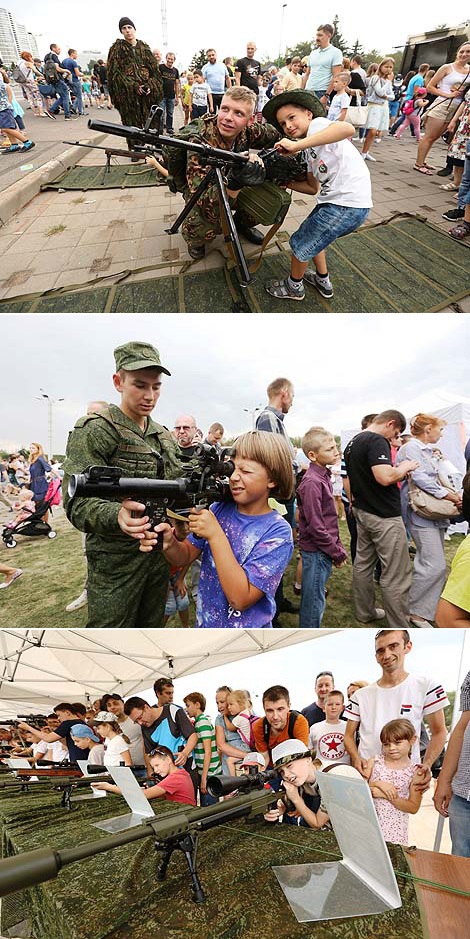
[
  {"left": 146, "top": 155, "right": 158, "bottom": 169},
  {"left": 188, "top": 507, "right": 221, "bottom": 541},
  {"left": 275, "top": 137, "right": 300, "bottom": 154}
]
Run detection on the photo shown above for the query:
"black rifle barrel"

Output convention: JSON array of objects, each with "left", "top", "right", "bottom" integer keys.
[
  {"left": 87, "top": 119, "right": 250, "bottom": 165},
  {"left": 68, "top": 472, "right": 188, "bottom": 500},
  {"left": 0, "top": 789, "right": 274, "bottom": 896}
]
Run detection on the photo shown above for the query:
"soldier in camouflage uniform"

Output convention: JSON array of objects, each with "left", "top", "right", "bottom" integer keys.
[
  {"left": 107, "top": 17, "right": 163, "bottom": 145},
  {"left": 62, "top": 342, "right": 182, "bottom": 628},
  {"left": 172, "top": 86, "right": 282, "bottom": 259}
]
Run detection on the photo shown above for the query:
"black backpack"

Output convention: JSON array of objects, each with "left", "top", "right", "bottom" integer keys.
[
  {"left": 263, "top": 709, "right": 301, "bottom": 750},
  {"left": 44, "top": 55, "right": 59, "bottom": 84}
]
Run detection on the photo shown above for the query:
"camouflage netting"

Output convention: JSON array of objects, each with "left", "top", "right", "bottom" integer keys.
[{"left": 0, "top": 788, "right": 423, "bottom": 939}]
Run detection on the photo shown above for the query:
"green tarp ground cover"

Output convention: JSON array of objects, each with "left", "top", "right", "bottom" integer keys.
[
  {"left": 42, "top": 164, "right": 166, "bottom": 191},
  {"left": 1, "top": 216, "right": 468, "bottom": 313},
  {"left": 0, "top": 788, "right": 423, "bottom": 939}
]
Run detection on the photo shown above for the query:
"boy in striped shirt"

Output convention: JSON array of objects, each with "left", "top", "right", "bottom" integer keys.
[{"left": 184, "top": 692, "right": 222, "bottom": 805}]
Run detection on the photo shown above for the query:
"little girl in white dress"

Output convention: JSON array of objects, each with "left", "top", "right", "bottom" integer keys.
[{"left": 365, "top": 718, "right": 424, "bottom": 845}]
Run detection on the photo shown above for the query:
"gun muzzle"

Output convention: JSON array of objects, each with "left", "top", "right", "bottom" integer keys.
[{"left": 0, "top": 848, "right": 62, "bottom": 895}]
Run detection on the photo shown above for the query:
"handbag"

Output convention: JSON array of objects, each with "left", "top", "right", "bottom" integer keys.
[
  {"left": 408, "top": 480, "right": 460, "bottom": 521},
  {"left": 346, "top": 91, "right": 367, "bottom": 127}
]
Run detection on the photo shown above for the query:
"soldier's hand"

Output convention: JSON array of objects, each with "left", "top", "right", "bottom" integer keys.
[
  {"left": 226, "top": 156, "right": 266, "bottom": 189},
  {"left": 139, "top": 522, "right": 174, "bottom": 553},
  {"left": 118, "top": 499, "right": 150, "bottom": 540}
]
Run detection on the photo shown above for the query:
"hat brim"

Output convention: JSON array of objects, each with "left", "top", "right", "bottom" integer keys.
[
  {"left": 263, "top": 90, "right": 326, "bottom": 134},
  {"left": 120, "top": 359, "right": 171, "bottom": 376},
  {"left": 273, "top": 750, "right": 312, "bottom": 769}
]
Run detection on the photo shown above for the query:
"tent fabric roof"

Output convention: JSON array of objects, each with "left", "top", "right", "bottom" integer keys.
[{"left": 0, "top": 629, "right": 339, "bottom": 718}]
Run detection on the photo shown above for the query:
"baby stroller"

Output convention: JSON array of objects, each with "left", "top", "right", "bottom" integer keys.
[{"left": 2, "top": 478, "right": 61, "bottom": 548}]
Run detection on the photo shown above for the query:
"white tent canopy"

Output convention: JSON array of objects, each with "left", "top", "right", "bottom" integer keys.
[{"left": 0, "top": 629, "right": 338, "bottom": 718}]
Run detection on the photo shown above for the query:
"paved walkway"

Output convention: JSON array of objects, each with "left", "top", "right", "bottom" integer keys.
[{"left": 0, "top": 108, "right": 468, "bottom": 310}]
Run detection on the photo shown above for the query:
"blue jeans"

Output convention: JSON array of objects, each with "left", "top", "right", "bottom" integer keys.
[
  {"left": 448, "top": 793, "right": 470, "bottom": 857},
  {"left": 191, "top": 104, "right": 208, "bottom": 119},
  {"left": 39, "top": 79, "right": 70, "bottom": 117},
  {"left": 457, "top": 142, "right": 470, "bottom": 208},
  {"left": 291, "top": 203, "right": 370, "bottom": 262},
  {"left": 300, "top": 550, "right": 332, "bottom": 628},
  {"left": 161, "top": 96, "right": 175, "bottom": 132},
  {"left": 70, "top": 80, "right": 84, "bottom": 114}
]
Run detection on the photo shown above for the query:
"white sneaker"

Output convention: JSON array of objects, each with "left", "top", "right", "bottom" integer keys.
[
  {"left": 362, "top": 152, "right": 376, "bottom": 162},
  {"left": 65, "top": 589, "right": 88, "bottom": 612}
]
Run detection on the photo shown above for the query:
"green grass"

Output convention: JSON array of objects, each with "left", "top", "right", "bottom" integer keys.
[{"left": 0, "top": 507, "right": 464, "bottom": 629}]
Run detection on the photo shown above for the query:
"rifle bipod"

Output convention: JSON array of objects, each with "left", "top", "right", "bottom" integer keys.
[
  {"left": 165, "top": 165, "right": 251, "bottom": 288},
  {"left": 154, "top": 830, "right": 205, "bottom": 903}
]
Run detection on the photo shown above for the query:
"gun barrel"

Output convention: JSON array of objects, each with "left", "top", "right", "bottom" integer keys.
[
  {"left": 68, "top": 471, "right": 188, "bottom": 500},
  {"left": 87, "top": 119, "right": 249, "bottom": 165},
  {"left": 0, "top": 789, "right": 274, "bottom": 896}
]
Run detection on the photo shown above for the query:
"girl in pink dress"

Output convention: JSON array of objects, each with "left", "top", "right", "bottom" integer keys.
[{"left": 366, "top": 718, "right": 423, "bottom": 845}]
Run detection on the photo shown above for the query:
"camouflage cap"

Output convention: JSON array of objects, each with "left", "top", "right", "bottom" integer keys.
[
  {"left": 114, "top": 341, "right": 171, "bottom": 376},
  {"left": 271, "top": 739, "right": 310, "bottom": 769},
  {"left": 262, "top": 89, "right": 325, "bottom": 134}
]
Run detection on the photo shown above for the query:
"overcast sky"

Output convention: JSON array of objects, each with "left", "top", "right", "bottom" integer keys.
[
  {"left": 1, "top": 313, "right": 469, "bottom": 453},
  {"left": 149, "top": 629, "right": 469, "bottom": 722},
  {"left": 7, "top": 1, "right": 470, "bottom": 68}
]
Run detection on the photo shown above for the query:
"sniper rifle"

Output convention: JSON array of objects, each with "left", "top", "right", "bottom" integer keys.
[{"left": 0, "top": 780, "right": 280, "bottom": 901}]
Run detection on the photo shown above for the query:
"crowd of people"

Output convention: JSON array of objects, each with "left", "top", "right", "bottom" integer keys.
[
  {"left": 2, "top": 22, "right": 468, "bottom": 284},
  {"left": 0, "top": 446, "right": 62, "bottom": 588},
  {"left": 2, "top": 632, "right": 468, "bottom": 855},
  {"left": 4, "top": 339, "right": 468, "bottom": 628}
]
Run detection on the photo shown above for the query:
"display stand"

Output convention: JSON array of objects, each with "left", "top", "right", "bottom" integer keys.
[
  {"left": 273, "top": 772, "right": 402, "bottom": 923},
  {"left": 92, "top": 766, "right": 155, "bottom": 832}
]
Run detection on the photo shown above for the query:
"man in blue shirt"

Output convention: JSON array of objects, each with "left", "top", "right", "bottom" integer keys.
[
  {"left": 302, "top": 24, "right": 342, "bottom": 107},
  {"left": 202, "top": 49, "right": 230, "bottom": 112},
  {"left": 62, "top": 48, "right": 84, "bottom": 116}
]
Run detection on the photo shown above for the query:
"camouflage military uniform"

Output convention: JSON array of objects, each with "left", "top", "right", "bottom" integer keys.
[
  {"left": 178, "top": 114, "right": 280, "bottom": 248},
  {"left": 63, "top": 402, "right": 182, "bottom": 629}
]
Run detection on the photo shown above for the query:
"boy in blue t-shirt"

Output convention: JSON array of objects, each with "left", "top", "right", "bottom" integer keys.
[{"left": 141, "top": 431, "right": 294, "bottom": 627}]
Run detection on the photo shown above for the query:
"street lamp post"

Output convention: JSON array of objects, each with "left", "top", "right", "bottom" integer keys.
[
  {"left": 243, "top": 405, "right": 263, "bottom": 429},
  {"left": 279, "top": 3, "right": 287, "bottom": 61},
  {"left": 35, "top": 389, "right": 65, "bottom": 459}
]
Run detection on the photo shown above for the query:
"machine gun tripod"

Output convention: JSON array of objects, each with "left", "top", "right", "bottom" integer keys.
[{"left": 88, "top": 106, "right": 257, "bottom": 286}]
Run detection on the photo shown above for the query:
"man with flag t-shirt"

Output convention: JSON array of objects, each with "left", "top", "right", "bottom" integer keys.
[{"left": 343, "top": 629, "right": 448, "bottom": 789}]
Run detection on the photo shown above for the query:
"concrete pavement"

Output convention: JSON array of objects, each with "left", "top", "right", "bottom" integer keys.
[{"left": 0, "top": 106, "right": 468, "bottom": 310}]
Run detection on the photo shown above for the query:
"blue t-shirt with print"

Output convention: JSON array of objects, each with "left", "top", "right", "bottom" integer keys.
[{"left": 188, "top": 501, "right": 293, "bottom": 628}]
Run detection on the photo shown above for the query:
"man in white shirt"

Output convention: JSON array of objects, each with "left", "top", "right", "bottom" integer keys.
[{"left": 344, "top": 629, "right": 448, "bottom": 786}]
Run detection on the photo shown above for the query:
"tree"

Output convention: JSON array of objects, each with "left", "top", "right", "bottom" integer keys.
[
  {"left": 350, "top": 39, "right": 365, "bottom": 60},
  {"left": 190, "top": 49, "right": 207, "bottom": 71},
  {"left": 87, "top": 60, "right": 97, "bottom": 74},
  {"left": 285, "top": 39, "right": 313, "bottom": 61},
  {"left": 331, "top": 15, "right": 348, "bottom": 53}
]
